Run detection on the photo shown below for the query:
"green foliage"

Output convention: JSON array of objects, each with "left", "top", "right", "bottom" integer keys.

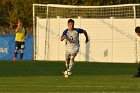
[{"left": 0, "top": 0, "right": 139, "bottom": 28}]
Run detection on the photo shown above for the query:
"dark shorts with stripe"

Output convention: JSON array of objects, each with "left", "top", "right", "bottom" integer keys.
[{"left": 15, "top": 41, "right": 25, "bottom": 50}]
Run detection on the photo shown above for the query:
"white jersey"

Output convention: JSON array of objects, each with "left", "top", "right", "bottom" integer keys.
[{"left": 62, "top": 28, "right": 84, "bottom": 48}]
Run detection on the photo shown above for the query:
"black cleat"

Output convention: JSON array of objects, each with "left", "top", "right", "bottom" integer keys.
[{"left": 132, "top": 73, "right": 140, "bottom": 77}]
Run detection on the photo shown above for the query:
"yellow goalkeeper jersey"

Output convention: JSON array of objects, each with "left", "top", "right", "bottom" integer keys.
[{"left": 15, "top": 27, "right": 26, "bottom": 42}]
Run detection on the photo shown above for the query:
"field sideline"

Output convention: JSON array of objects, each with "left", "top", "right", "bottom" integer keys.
[{"left": 0, "top": 60, "right": 140, "bottom": 93}]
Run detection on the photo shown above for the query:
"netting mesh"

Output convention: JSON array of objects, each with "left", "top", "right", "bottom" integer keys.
[
  {"left": 136, "top": 5, "right": 140, "bottom": 18},
  {"left": 34, "top": 5, "right": 48, "bottom": 18},
  {"left": 33, "top": 4, "right": 140, "bottom": 62},
  {"left": 34, "top": 4, "right": 140, "bottom": 19}
]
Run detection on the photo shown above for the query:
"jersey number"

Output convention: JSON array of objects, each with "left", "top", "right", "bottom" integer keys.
[{"left": 70, "top": 36, "right": 73, "bottom": 40}]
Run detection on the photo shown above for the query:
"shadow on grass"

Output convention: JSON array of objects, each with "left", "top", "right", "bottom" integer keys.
[{"left": 0, "top": 60, "right": 138, "bottom": 77}]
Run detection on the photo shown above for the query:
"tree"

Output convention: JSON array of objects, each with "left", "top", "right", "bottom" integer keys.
[
  {"left": 0, "top": 0, "right": 140, "bottom": 29},
  {"left": 0, "top": 0, "right": 17, "bottom": 28}
]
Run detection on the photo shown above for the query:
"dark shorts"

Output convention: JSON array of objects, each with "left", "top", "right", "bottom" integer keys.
[{"left": 15, "top": 41, "right": 25, "bottom": 50}]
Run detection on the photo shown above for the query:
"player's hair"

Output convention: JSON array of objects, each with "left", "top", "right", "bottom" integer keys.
[
  {"left": 18, "top": 19, "right": 23, "bottom": 23},
  {"left": 135, "top": 26, "right": 140, "bottom": 33},
  {"left": 68, "top": 19, "right": 74, "bottom": 24}
]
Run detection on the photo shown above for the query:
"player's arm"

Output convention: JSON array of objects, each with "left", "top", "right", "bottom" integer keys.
[
  {"left": 61, "top": 29, "right": 67, "bottom": 41},
  {"left": 83, "top": 30, "right": 89, "bottom": 43},
  {"left": 15, "top": 24, "right": 20, "bottom": 33},
  {"left": 16, "top": 20, "right": 22, "bottom": 33},
  {"left": 61, "top": 35, "right": 66, "bottom": 41}
]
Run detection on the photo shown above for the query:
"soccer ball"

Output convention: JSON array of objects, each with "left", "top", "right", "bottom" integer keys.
[
  {"left": 64, "top": 71, "right": 72, "bottom": 78},
  {"left": 64, "top": 71, "right": 72, "bottom": 76},
  {"left": 64, "top": 74, "right": 69, "bottom": 78}
]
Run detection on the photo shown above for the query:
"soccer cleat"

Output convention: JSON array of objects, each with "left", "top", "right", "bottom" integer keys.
[
  {"left": 19, "top": 60, "right": 23, "bottom": 63},
  {"left": 132, "top": 73, "right": 140, "bottom": 77},
  {"left": 13, "top": 57, "right": 16, "bottom": 61},
  {"left": 64, "top": 70, "right": 72, "bottom": 75}
]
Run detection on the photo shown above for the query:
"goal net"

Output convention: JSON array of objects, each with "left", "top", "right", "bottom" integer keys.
[{"left": 33, "top": 4, "right": 140, "bottom": 63}]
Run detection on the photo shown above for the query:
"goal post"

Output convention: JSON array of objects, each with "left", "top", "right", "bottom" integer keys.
[{"left": 33, "top": 4, "right": 140, "bottom": 63}]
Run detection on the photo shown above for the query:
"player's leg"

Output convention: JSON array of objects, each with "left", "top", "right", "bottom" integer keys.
[
  {"left": 68, "top": 46, "right": 79, "bottom": 72},
  {"left": 133, "top": 64, "right": 140, "bottom": 77},
  {"left": 13, "top": 41, "right": 19, "bottom": 60},
  {"left": 68, "top": 53, "right": 77, "bottom": 72},
  {"left": 135, "top": 63, "right": 140, "bottom": 77},
  {"left": 20, "top": 42, "right": 25, "bottom": 60},
  {"left": 65, "top": 50, "right": 71, "bottom": 70},
  {"left": 138, "top": 64, "right": 140, "bottom": 74}
]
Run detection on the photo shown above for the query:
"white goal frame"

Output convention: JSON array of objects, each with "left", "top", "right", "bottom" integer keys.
[{"left": 33, "top": 4, "right": 140, "bottom": 63}]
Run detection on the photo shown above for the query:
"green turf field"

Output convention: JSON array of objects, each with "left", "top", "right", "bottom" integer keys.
[{"left": 0, "top": 60, "right": 139, "bottom": 93}]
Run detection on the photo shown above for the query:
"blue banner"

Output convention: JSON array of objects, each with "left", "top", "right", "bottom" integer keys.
[{"left": 0, "top": 35, "right": 33, "bottom": 60}]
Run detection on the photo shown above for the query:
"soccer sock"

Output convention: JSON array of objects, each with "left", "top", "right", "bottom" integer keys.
[
  {"left": 65, "top": 61, "right": 70, "bottom": 69},
  {"left": 68, "top": 56, "right": 75, "bottom": 71},
  {"left": 65, "top": 57, "right": 70, "bottom": 70},
  {"left": 20, "top": 53, "right": 24, "bottom": 60},
  {"left": 14, "top": 50, "right": 18, "bottom": 57},
  {"left": 68, "top": 60, "right": 74, "bottom": 71},
  {"left": 138, "top": 64, "right": 140, "bottom": 74},
  {"left": 20, "top": 49, "right": 24, "bottom": 60}
]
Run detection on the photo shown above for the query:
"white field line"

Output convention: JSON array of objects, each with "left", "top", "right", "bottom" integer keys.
[
  {"left": 0, "top": 85, "right": 137, "bottom": 93},
  {"left": 0, "top": 85, "right": 109, "bottom": 87},
  {"left": 0, "top": 84, "right": 135, "bottom": 88}
]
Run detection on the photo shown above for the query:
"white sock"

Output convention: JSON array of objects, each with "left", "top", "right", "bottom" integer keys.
[
  {"left": 65, "top": 61, "right": 69, "bottom": 70},
  {"left": 68, "top": 58, "right": 74, "bottom": 71}
]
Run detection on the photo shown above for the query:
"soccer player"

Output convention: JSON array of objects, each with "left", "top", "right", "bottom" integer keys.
[
  {"left": 13, "top": 19, "right": 27, "bottom": 60},
  {"left": 61, "top": 19, "right": 89, "bottom": 76},
  {"left": 133, "top": 26, "right": 140, "bottom": 77}
]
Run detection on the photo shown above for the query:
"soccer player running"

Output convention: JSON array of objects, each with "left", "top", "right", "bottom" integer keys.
[
  {"left": 133, "top": 26, "right": 140, "bottom": 77},
  {"left": 13, "top": 19, "right": 27, "bottom": 60},
  {"left": 61, "top": 19, "right": 89, "bottom": 77}
]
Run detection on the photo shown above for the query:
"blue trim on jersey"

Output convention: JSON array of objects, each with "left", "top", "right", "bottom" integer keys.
[
  {"left": 62, "top": 29, "right": 68, "bottom": 36},
  {"left": 62, "top": 28, "right": 83, "bottom": 36},
  {"left": 74, "top": 28, "right": 84, "bottom": 33},
  {"left": 62, "top": 28, "right": 83, "bottom": 45}
]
